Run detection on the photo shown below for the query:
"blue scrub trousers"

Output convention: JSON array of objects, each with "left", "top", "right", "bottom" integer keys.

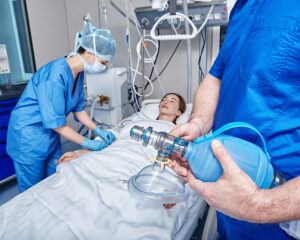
[
  {"left": 14, "top": 157, "right": 59, "bottom": 192},
  {"left": 13, "top": 158, "right": 57, "bottom": 193},
  {"left": 7, "top": 121, "right": 62, "bottom": 192}
]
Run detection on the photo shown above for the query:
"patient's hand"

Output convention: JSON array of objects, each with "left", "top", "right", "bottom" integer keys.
[
  {"left": 59, "top": 152, "right": 80, "bottom": 163},
  {"left": 59, "top": 149, "right": 92, "bottom": 163}
]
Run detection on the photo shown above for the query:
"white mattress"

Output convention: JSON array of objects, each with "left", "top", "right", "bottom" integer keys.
[{"left": 0, "top": 119, "right": 206, "bottom": 240}]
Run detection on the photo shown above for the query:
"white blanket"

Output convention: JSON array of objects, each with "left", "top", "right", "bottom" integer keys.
[{"left": 0, "top": 119, "right": 206, "bottom": 240}]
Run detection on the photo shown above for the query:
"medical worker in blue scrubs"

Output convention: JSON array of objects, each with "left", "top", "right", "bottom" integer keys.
[
  {"left": 170, "top": 0, "right": 300, "bottom": 239},
  {"left": 7, "top": 23, "right": 116, "bottom": 192}
]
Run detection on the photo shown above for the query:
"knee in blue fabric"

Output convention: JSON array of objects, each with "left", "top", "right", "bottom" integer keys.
[
  {"left": 13, "top": 156, "right": 59, "bottom": 192},
  {"left": 13, "top": 161, "right": 46, "bottom": 192},
  {"left": 45, "top": 158, "right": 58, "bottom": 177}
]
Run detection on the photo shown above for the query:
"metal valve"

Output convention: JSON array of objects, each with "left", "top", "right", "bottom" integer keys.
[{"left": 130, "top": 125, "right": 188, "bottom": 162}]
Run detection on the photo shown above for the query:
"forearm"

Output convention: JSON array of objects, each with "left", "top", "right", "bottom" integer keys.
[
  {"left": 59, "top": 149, "right": 92, "bottom": 163},
  {"left": 53, "top": 124, "right": 85, "bottom": 145},
  {"left": 190, "top": 73, "right": 221, "bottom": 133},
  {"left": 74, "top": 110, "right": 97, "bottom": 130},
  {"left": 77, "top": 149, "right": 91, "bottom": 156},
  {"left": 249, "top": 176, "right": 300, "bottom": 223}
]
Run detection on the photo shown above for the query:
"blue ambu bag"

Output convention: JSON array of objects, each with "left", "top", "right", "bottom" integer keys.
[{"left": 184, "top": 122, "right": 274, "bottom": 189}]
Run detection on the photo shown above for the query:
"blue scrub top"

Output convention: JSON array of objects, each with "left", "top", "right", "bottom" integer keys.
[
  {"left": 209, "top": 0, "right": 300, "bottom": 239},
  {"left": 7, "top": 57, "right": 85, "bottom": 162}
]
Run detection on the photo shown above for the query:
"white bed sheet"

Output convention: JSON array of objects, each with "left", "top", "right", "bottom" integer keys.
[{"left": 0, "top": 119, "right": 206, "bottom": 240}]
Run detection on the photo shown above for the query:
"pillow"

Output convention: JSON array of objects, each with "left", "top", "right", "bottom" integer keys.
[
  {"left": 176, "top": 103, "right": 192, "bottom": 124},
  {"left": 139, "top": 103, "right": 160, "bottom": 120},
  {"left": 139, "top": 103, "right": 192, "bottom": 124}
]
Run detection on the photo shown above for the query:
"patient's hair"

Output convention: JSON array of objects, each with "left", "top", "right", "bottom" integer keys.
[{"left": 159, "top": 93, "right": 186, "bottom": 123}]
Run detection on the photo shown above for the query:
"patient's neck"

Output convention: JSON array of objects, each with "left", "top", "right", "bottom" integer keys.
[{"left": 157, "top": 114, "right": 176, "bottom": 123}]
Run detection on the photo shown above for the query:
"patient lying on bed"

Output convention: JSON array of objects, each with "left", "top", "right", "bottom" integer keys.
[
  {"left": 60, "top": 93, "right": 186, "bottom": 163},
  {"left": 60, "top": 93, "right": 186, "bottom": 209},
  {"left": 0, "top": 93, "right": 208, "bottom": 240}
]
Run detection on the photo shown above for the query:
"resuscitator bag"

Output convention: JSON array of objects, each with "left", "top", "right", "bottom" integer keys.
[
  {"left": 128, "top": 122, "right": 285, "bottom": 206},
  {"left": 185, "top": 122, "right": 275, "bottom": 189}
]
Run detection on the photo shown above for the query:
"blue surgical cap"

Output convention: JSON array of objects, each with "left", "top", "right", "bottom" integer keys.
[{"left": 77, "top": 22, "right": 116, "bottom": 61}]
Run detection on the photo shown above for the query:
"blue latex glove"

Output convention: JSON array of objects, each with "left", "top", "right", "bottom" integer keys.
[
  {"left": 81, "top": 138, "right": 107, "bottom": 151},
  {"left": 94, "top": 126, "right": 115, "bottom": 145}
]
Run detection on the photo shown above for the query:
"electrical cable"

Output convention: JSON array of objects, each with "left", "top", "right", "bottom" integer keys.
[
  {"left": 198, "top": 29, "right": 206, "bottom": 80},
  {"left": 130, "top": 67, "right": 154, "bottom": 97},
  {"left": 195, "top": 5, "right": 214, "bottom": 36},
  {"left": 129, "top": 0, "right": 166, "bottom": 95},
  {"left": 171, "top": 23, "right": 178, "bottom": 34},
  {"left": 144, "top": 37, "right": 182, "bottom": 91},
  {"left": 133, "top": 29, "right": 159, "bottom": 92},
  {"left": 148, "top": 29, "right": 160, "bottom": 81},
  {"left": 136, "top": 35, "right": 158, "bottom": 63},
  {"left": 171, "top": 17, "right": 182, "bottom": 34},
  {"left": 124, "top": 0, "right": 140, "bottom": 111},
  {"left": 132, "top": 28, "right": 157, "bottom": 97}
]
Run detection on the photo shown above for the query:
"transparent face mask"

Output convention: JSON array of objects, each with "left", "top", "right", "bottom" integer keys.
[{"left": 128, "top": 162, "right": 189, "bottom": 206}]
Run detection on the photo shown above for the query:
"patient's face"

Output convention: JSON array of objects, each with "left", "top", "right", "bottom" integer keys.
[{"left": 159, "top": 94, "right": 181, "bottom": 119}]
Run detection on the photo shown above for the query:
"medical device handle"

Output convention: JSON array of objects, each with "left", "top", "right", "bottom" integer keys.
[
  {"left": 150, "top": 12, "right": 198, "bottom": 40},
  {"left": 194, "top": 122, "right": 271, "bottom": 161}
]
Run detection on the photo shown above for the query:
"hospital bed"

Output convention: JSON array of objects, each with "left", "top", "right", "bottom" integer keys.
[{"left": 0, "top": 102, "right": 208, "bottom": 240}]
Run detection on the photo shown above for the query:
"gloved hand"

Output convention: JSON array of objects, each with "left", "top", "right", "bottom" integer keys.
[
  {"left": 94, "top": 126, "right": 115, "bottom": 145},
  {"left": 81, "top": 138, "right": 107, "bottom": 151}
]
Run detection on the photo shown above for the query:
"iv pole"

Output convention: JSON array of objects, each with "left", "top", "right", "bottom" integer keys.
[{"left": 182, "top": 0, "right": 193, "bottom": 104}]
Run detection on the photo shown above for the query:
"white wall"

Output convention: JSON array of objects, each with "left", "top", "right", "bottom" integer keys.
[
  {"left": 27, "top": 0, "right": 204, "bottom": 101},
  {"left": 64, "top": 0, "right": 102, "bottom": 50},
  {"left": 26, "top": 0, "right": 71, "bottom": 69}
]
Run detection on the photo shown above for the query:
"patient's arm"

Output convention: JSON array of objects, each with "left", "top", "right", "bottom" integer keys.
[
  {"left": 59, "top": 135, "right": 117, "bottom": 164},
  {"left": 59, "top": 149, "right": 91, "bottom": 163}
]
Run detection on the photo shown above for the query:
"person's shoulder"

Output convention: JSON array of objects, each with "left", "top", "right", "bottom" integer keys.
[
  {"left": 33, "top": 57, "right": 69, "bottom": 85},
  {"left": 43, "top": 57, "right": 68, "bottom": 73}
]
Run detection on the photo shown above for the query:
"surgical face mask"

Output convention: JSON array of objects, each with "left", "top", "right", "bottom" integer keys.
[
  {"left": 78, "top": 54, "right": 107, "bottom": 74},
  {"left": 77, "top": 32, "right": 108, "bottom": 74}
]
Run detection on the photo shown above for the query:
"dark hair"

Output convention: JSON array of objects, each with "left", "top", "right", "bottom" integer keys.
[
  {"left": 77, "top": 46, "right": 86, "bottom": 54},
  {"left": 158, "top": 93, "right": 186, "bottom": 124}
]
